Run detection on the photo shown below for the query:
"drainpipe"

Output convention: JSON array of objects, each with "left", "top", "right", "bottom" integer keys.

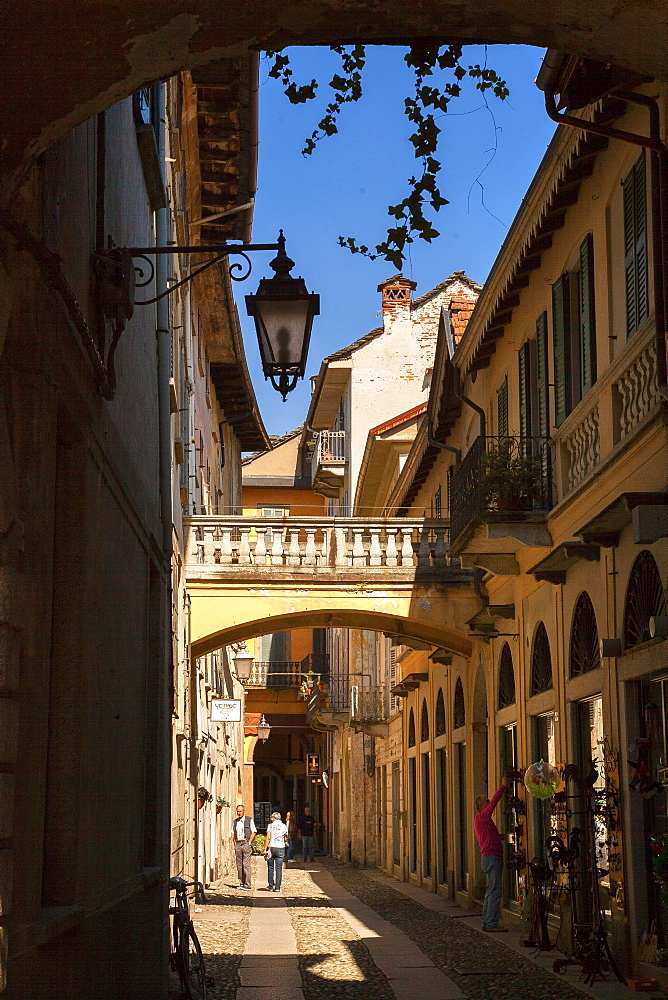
[
  {"left": 453, "top": 365, "right": 487, "bottom": 440},
  {"left": 156, "top": 80, "right": 173, "bottom": 557},
  {"left": 427, "top": 419, "right": 460, "bottom": 464},
  {"left": 541, "top": 82, "right": 668, "bottom": 399}
]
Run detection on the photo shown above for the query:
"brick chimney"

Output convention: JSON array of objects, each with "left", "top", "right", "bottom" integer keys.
[{"left": 377, "top": 274, "right": 417, "bottom": 332}]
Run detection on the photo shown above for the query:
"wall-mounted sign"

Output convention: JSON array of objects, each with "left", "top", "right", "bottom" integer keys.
[
  {"left": 306, "top": 753, "right": 320, "bottom": 777},
  {"left": 211, "top": 699, "right": 242, "bottom": 722}
]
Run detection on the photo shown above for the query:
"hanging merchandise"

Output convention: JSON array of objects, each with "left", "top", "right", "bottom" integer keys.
[{"left": 525, "top": 759, "right": 561, "bottom": 799}]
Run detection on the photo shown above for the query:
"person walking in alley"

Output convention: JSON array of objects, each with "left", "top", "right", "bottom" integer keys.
[
  {"left": 265, "top": 811, "right": 289, "bottom": 891},
  {"left": 232, "top": 804, "right": 256, "bottom": 890},
  {"left": 285, "top": 810, "right": 298, "bottom": 863},
  {"left": 474, "top": 775, "right": 509, "bottom": 932},
  {"left": 298, "top": 805, "right": 316, "bottom": 862}
]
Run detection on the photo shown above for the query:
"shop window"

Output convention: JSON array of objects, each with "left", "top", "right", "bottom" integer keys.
[
  {"left": 552, "top": 233, "right": 597, "bottom": 425},
  {"left": 422, "top": 752, "right": 432, "bottom": 877},
  {"left": 500, "top": 723, "right": 520, "bottom": 902},
  {"left": 408, "top": 707, "right": 416, "bottom": 747},
  {"left": 435, "top": 689, "right": 446, "bottom": 737},
  {"left": 456, "top": 742, "right": 468, "bottom": 889},
  {"left": 624, "top": 549, "right": 667, "bottom": 649},
  {"left": 392, "top": 760, "right": 401, "bottom": 866},
  {"left": 436, "top": 748, "right": 448, "bottom": 882},
  {"left": 453, "top": 677, "right": 465, "bottom": 729},
  {"left": 623, "top": 151, "right": 649, "bottom": 337},
  {"left": 530, "top": 622, "right": 553, "bottom": 696},
  {"left": 498, "top": 643, "right": 516, "bottom": 709},
  {"left": 532, "top": 711, "right": 556, "bottom": 859},
  {"left": 409, "top": 756, "right": 417, "bottom": 873},
  {"left": 421, "top": 699, "right": 430, "bottom": 743},
  {"left": 570, "top": 591, "right": 600, "bottom": 677}
]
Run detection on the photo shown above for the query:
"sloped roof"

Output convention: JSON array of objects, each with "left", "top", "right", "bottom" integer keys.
[{"left": 242, "top": 425, "right": 302, "bottom": 465}]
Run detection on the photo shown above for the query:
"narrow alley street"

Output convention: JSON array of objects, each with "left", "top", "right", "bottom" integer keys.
[{"left": 179, "top": 858, "right": 651, "bottom": 1000}]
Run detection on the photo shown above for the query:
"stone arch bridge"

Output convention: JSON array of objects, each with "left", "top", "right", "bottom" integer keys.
[{"left": 185, "top": 515, "right": 480, "bottom": 659}]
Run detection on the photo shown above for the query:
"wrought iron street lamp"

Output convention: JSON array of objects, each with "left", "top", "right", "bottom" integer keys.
[
  {"left": 257, "top": 715, "right": 271, "bottom": 743},
  {"left": 233, "top": 647, "right": 254, "bottom": 682},
  {"left": 90, "top": 231, "right": 317, "bottom": 398},
  {"left": 245, "top": 232, "right": 320, "bottom": 400}
]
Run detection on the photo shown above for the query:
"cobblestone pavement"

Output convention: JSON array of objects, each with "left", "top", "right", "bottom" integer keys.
[
  {"left": 168, "top": 858, "right": 667, "bottom": 1000},
  {"left": 319, "top": 859, "right": 642, "bottom": 1000},
  {"left": 282, "top": 860, "right": 394, "bottom": 1000}
]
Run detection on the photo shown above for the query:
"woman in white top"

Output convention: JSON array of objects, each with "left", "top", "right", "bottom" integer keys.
[{"left": 264, "top": 811, "right": 289, "bottom": 891}]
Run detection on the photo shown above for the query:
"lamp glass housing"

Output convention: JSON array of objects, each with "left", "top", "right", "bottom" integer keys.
[
  {"left": 234, "top": 649, "right": 254, "bottom": 681},
  {"left": 245, "top": 232, "right": 319, "bottom": 399},
  {"left": 257, "top": 715, "right": 271, "bottom": 742}
]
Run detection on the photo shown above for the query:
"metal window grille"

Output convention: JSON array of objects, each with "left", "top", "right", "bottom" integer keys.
[
  {"left": 569, "top": 591, "right": 600, "bottom": 677},
  {"left": 453, "top": 677, "right": 465, "bottom": 729},
  {"left": 624, "top": 549, "right": 667, "bottom": 649},
  {"left": 408, "top": 708, "right": 416, "bottom": 748},
  {"left": 530, "top": 622, "right": 553, "bottom": 695},
  {"left": 498, "top": 642, "right": 516, "bottom": 709},
  {"left": 435, "top": 688, "right": 446, "bottom": 736}
]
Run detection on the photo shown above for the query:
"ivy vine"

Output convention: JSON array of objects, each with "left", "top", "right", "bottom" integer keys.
[{"left": 266, "top": 44, "right": 509, "bottom": 270}]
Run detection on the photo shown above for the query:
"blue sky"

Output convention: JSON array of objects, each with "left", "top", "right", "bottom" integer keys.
[{"left": 236, "top": 44, "right": 555, "bottom": 438}]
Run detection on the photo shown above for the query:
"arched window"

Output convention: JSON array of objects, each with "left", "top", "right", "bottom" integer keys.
[
  {"left": 624, "top": 550, "right": 667, "bottom": 649},
  {"left": 408, "top": 707, "right": 416, "bottom": 747},
  {"left": 421, "top": 699, "right": 430, "bottom": 743},
  {"left": 498, "top": 643, "right": 516, "bottom": 709},
  {"left": 435, "top": 689, "right": 446, "bottom": 736},
  {"left": 531, "top": 622, "right": 553, "bottom": 695},
  {"left": 453, "top": 677, "right": 465, "bottom": 729},
  {"left": 570, "top": 592, "right": 600, "bottom": 677}
]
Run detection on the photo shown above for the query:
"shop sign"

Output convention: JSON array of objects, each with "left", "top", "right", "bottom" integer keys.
[
  {"left": 306, "top": 753, "right": 320, "bottom": 777},
  {"left": 211, "top": 699, "right": 242, "bottom": 722}
]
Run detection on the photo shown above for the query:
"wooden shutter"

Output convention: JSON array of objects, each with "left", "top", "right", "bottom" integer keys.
[
  {"left": 496, "top": 376, "right": 508, "bottom": 437},
  {"left": 624, "top": 152, "right": 649, "bottom": 337},
  {"left": 552, "top": 273, "right": 572, "bottom": 426},
  {"left": 579, "top": 234, "right": 597, "bottom": 395},
  {"left": 536, "top": 311, "right": 550, "bottom": 437},
  {"left": 518, "top": 341, "right": 532, "bottom": 438}
]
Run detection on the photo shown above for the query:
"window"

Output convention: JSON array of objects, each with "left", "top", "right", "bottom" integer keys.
[
  {"left": 552, "top": 233, "right": 597, "bottom": 425},
  {"left": 498, "top": 643, "right": 516, "bottom": 709},
  {"left": 530, "top": 622, "right": 553, "bottom": 695},
  {"left": 623, "top": 151, "right": 649, "bottom": 337},
  {"left": 453, "top": 677, "right": 465, "bottom": 729},
  {"left": 134, "top": 86, "right": 155, "bottom": 127},
  {"left": 496, "top": 375, "right": 509, "bottom": 437},
  {"left": 421, "top": 699, "right": 430, "bottom": 743},
  {"left": 408, "top": 707, "right": 416, "bottom": 747},
  {"left": 518, "top": 312, "right": 549, "bottom": 439},
  {"left": 435, "top": 689, "right": 446, "bottom": 737},
  {"left": 570, "top": 592, "right": 600, "bottom": 677},
  {"left": 624, "top": 549, "right": 667, "bottom": 649}
]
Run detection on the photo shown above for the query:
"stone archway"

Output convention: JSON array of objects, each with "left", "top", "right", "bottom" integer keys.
[
  {"left": 190, "top": 607, "right": 474, "bottom": 660},
  {"left": 2, "top": 2, "right": 667, "bottom": 179}
]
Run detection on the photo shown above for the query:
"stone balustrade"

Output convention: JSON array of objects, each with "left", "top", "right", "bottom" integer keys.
[
  {"left": 614, "top": 338, "right": 658, "bottom": 440},
  {"left": 184, "top": 516, "right": 452, "bottom": 571},
  {"left": 564, "top": 404, "right": 600, "bottom": 491}
]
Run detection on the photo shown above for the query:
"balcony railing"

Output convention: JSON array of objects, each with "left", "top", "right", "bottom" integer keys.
[
  {"left": 450, "top": 435, "right": 553, "bottom": 544},
  {"left": 185, "top": 516, "right": 452, "bottom": 570},
  {"left": 245, "top": 654, "right": 330, "bottom": 689},
  {"left": 351, "top": 684, "right": 390, "bottom": 723},
  {"left": 311, "top": 430, "right": 347, "bottom": 465},
  {"left": 306, "top": 674, "right": 350, "bottom": 726}
]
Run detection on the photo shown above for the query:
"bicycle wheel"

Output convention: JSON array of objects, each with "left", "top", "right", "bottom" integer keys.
[{"left": 178, "top": 924, "right": 207, "bottom": 1000}]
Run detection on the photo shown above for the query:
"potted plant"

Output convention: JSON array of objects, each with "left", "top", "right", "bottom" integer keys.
[
  {"left": 197, "top": 786, "right": 212, "bottom": 810},
  {"left": 481, "top": 441, "right": 544, "bottom": 512},
  {"left": 216, "top": 796, "right": 229, "bottom": 815}
]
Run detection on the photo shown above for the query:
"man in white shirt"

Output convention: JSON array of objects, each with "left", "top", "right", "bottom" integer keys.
[{"left": 232, "top": 804, "right": 256, "bottom": 890}]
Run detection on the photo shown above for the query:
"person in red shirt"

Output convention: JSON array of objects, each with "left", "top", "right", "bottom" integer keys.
[{"left": 474, "top": 775, "right": 508, "bottom": 932}]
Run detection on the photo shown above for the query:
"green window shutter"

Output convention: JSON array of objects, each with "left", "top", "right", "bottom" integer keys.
[
  {"left": 536, "top": 311, "right": 550, "bottom": 437},
  {"left": 518, "top": 341, "right": 532, "bottom": 439},
  {"left": 624, "top": 151, "right": 648, "bottom": 337},
  {"left": 496, "top": 377, "right": 508, "bottom": 437},
  {"left": 634, "top": 153, "right": 649, "bottom": 328},
  {"left": 552, "top": 273, "right": 572, "bottom": 426},
  {"left": 579, "top": 233, "right": 597, "bottom": 395}
]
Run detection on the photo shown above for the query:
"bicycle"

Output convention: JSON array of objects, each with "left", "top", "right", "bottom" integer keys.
[{"left": 169, "top": 876, "right": 213, "bottom": 999}]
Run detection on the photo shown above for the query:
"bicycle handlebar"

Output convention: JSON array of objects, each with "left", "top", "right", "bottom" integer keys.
[{"left": 169, "top": 877, "right": 208, "bottom": 903}]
